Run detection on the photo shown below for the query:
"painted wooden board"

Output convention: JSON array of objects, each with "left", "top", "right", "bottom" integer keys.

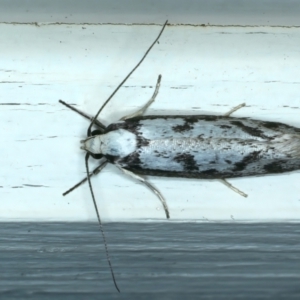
[
  {"left": 1, "top": 23, "right": 300, "bottom": 221},
  {"left": 1, "top": 0, "right": 300, "bottom": 26}
]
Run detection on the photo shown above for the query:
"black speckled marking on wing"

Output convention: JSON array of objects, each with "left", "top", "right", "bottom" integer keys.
[
  {"left": 137, "top": 137, "right": 150, "bottom": 148},
  {"left": 199, "top": 168, "right": 219, "bottom": 176},
  {"left": 172, "top": 116, "right": 201, "bottom": 133},
  {"left": 119, "top": 166, "right": 236, "bottom": 179},
  {"left": 106, "top": 121, "right": 142, "bottom": 134},
  {"left": 124, "top": 115, "right": 219, "bottom": 122},
  {"left": 118, "top": 152, "right": 142, "bottom": 168},
  {"left": 263, "top": 160, "right": 288, "bottom": 173},
  {"left": 219, "top": 124, "right": 232, "bottom": 129},
  {"left": 261, "top": 121, "right": 300, "bottom": 134},
  {"left": 104, "top": 115, "right": 300, "bottom": 178},
  {"left": 107, "top": 115, "right": 300, "bottom": 134},
  {"left": 172, "top": 122, "right": 194, "bottom": 133},
  {"left": 122, "top": 161, "right": 300, "bottom": 179},
  {"left": 174, "top": 153, "right": 198, "bottom": 171},
  {"left": 201, "top": 115, "right": 219, "bottom": 122},
  {"left": 230, "top": 120, "right": 269, "bottom": 139},
  {"left": 116, "top": 153, "right": 300, "bottom": 179},
  {"left": 233, "top": 151, "right": 261, "bottom": 171},
  {"left": 260, "top": 122, "right": 282, "bottom": 130}
]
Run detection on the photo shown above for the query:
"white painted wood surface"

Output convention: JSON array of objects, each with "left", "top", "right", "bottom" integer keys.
[{"left": 1, "top": 20, "right": 300, "bottom": 221}]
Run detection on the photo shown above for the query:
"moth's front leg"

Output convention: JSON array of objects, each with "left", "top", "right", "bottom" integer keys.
[
  {"left": 223, "top": 103, "right": 246, "bottom": 117},
  {"left": 59, "top": 100, "right": 106, "bottom": 130},
  {"left": 120, "top": 75, "right": 162, "bottom": 120}
]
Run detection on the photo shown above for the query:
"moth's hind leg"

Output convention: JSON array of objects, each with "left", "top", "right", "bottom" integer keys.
[
  {"left": 120, "top": 75, "right": 162, "bottom": 120},
  {"left": 219, "top": 178, "right": 248, "bottom": 197},
  {"left": 223, "top": 103, "right": 246, "bottom": 117},
  {"left": 116, "top": 165, "right": 170, "bottom": 219}
]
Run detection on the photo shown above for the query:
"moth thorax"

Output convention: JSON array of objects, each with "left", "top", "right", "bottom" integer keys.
[{"left": 82, "top": 129, "right": 137, "bottom": 157}]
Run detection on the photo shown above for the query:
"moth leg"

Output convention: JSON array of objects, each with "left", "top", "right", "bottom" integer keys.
[
  {"left": 62, "top": 160, "right": 108, "bottom": 196},
  {"left": 120, "top": 75, "right": 162, "bottom": 120},
  {"left": 223, "top": 103, "right": 246, "bottom": 117},
  {"left": 59, "top": 100, "right": 105, "bottom": 130},
  {"left": 116, "top": 165, "right": 170, "bottom": 219},
  {"left": 219, "top": 179, "right": 248, "bottom": 198}
]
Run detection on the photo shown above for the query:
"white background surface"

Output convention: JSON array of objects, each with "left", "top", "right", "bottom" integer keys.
[{"left": 1, "top": 1, "right": 300, "bottom": 221}]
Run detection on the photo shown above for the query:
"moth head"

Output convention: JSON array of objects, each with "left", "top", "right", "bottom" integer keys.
[
  {"left": 80, "top": 130, "right": 103, "bottom": 159},
  {"left": 81, "top": 128, "right": 137, "bottom": 159}
]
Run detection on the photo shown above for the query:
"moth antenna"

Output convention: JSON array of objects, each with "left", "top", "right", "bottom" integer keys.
[
  {"left": 87, "top": 20, "right": 168, "bottom": 136},
  {"left": 85, "top": 153, "right": 120, "bottom": 292},
  {"left": 83, "top": 20, "right": 168, "bottom": 291}
]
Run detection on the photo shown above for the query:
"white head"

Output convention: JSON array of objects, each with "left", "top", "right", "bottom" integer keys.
[{"left": 81, "top": 129, "right": 137, "bottom": 158}]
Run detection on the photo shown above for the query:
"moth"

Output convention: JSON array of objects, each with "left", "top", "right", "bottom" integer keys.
[{"left": 59, "top": 21, "right": 300, "bottom": 292}]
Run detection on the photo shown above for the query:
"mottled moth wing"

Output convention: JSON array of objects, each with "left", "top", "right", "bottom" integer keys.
[{"left": 106, "top": 115, "right": 300, "bottom": 178}]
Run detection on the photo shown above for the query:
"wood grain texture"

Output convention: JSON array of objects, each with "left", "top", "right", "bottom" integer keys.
[{"left": 1, "top": 0, "right": 300, "bottom": 26}]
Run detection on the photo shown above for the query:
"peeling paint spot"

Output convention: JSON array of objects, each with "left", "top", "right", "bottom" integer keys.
[
  {"left": 0, "top": 103, "right": 21, "bottom": 105},
  {"left": 32, "top": 84, "right": 50, "bottom": 86},
  {"left": 171, "top": 85, "right": 192, "bottom": 89},
  {"left": 246, "top": 32, "right": 268, "bottom": 34},
  {"left": 23, "top": 184, "right": 49, "bottom": 188},
  {"left": 122, "top": 85, "right": 154, "bottom": 89},
  {"left": 0, "top": 81, "right": 24, "bottom": 84},
  {"left": 27, "top": 165, "right": 42, "bottom": 168},
  {"left": 265, "top": 81, "right": 300, "bottom": 84},
  {"left": 0, "top": 103, "right": 54, "bottom": 106}
]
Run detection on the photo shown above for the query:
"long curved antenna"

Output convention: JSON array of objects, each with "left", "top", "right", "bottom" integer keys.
[
  {"left": 87, "top": 20, "right": 168, "bottom": 136},
  {"left": 85, "top": 153, "right": 120, "bottom": 292}
]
